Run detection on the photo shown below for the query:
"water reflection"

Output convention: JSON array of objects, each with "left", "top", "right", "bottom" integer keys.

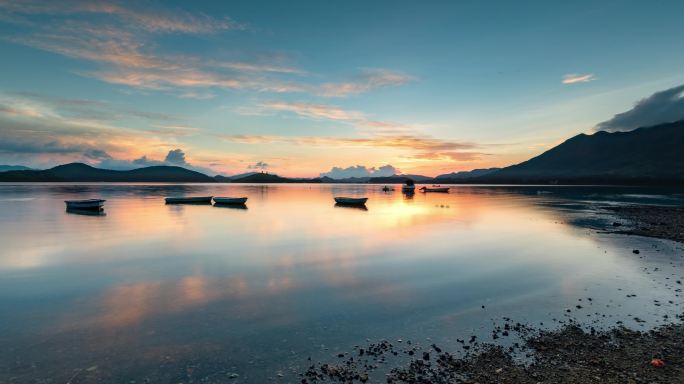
[
  {"left": 213, "top": 203, "right": 248, "bottom": 210},
  {"left": 66, "top": 208, "right": 107, "bottom": 216},
  {"left": 334, "top": 202, "right": 368, "bottom": 211},
  {"left": 0, "top": 184, "right": 683, "bottom": 383}
]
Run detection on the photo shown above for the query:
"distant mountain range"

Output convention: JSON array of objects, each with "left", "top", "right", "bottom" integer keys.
[
  {"left": 435, "top": 168, "right": 501, "bottom": 180},
  {"left": 0, "top": 163, "right": 214, "bottom": 182},
  {"left": 1, "top": 120, "right": 683, "bottom": 184},
  {"left": 0, "top": 165, "right": 32, "bottom": 172}
]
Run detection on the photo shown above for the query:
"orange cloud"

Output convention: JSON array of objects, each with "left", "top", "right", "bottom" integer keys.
[
  {"left": 562, "top": 73, "right": 596, "bottom": 84},
  {"left": 319, "top": 69, "right": 415, "bottom": 97}
]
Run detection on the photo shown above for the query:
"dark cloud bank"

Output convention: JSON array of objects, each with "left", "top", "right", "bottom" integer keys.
[{"left": 596, "top": 84, "right": 684, "bottom": 132}]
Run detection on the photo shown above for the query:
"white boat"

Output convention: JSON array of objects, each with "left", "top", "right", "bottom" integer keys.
[
  {"left": 334, "top": 197, "right": 368, "bottom": 205},
  {"left": 213, "top": 197, "right": 248, "bottom": 205},
  {"left": 65, "top": 199, "right": 105, "bottom": 211},
  {"left": 165, "top": 196, "right": 213, "bottom": 204},
  {"left": 420, "top": 187, "right": 450, "bottom": 193}
]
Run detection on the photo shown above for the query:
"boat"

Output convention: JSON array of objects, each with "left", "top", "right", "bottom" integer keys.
[
  {"left": 213, "top": 197, "right": 248, "bottom": 205},
  {"left": 382, "top": 186, "right": 394, "bottom": 192},
  {"left": 420, "top": 187, "right": 450, "bottom": 193},
  {"left": 402, "top": 179, "right": 415, "bottom": 194},
  {"left": 64, "top": 199, "right": 105, "bottom": 211},
  {"left": 164, "top": 196, "right": 213, "bottom": 204},
  {"left": 334, "top": 197, "right": 368, "bottom": 205}
]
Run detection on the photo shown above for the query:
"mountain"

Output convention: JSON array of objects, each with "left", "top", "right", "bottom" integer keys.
[
  {"left": 228, "top": 172, "right": 322, "bottom": 183},
  {"left": 0, "top": 163, "right": 215, "bottom": 182},
  {"left": 368, "top": 174, "right": 431, "bottom": 184},
  {"left": 0, "top": 165, "right": 32, "bottom": 172},
  {"left": 214, "top": 172, "right": 259, "bottom": 182},
  {"left": 435, "top": 168, "right": 500, "bottom": 180},
  {"left": 484, "top": 120, "right": 684, "bottom": 184}
]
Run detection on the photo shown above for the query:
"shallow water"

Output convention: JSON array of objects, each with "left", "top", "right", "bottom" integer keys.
[{"left": 0, "top": 184, "right": 683, "bottom": 383}]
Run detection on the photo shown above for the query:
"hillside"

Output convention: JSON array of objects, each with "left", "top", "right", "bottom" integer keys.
[
  {"left": 0, "top": 163, "right": 215, "bottom": 182},
  {"left": 435, "top": 168, "right": 501, "bottom": 181},
  {"left": 0, "top": 165, "right": 32, "bottom": 172},
  {"left": 484, "top": 120, "right": 684, "bottom": 184}
]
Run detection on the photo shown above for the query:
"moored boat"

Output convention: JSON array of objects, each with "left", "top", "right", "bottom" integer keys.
[
  {"left": 65, "top": 199, "right": 105, "bottom": 211},
  {"left": 213, "top": 197, "right": 248, "bottom": 205},
  {"left": 420, "top": 187, "right": 450, "bottom": 193},
  {"left": 165, "top": 196, "right": 213, "bottom": 204},
  {"left": 334, "top": 197, "right": 368, "bottom": 205},
  {"left": 402, "top": 179, "right": 416, "bottom": 194}
]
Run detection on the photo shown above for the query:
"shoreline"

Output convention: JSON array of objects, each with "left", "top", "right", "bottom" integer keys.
[
  {"left": 301, "top": 204, "right": 684, "bottom": 383},
  {"left": 604, "top": 205, "right": 684, "bottom": 243},
  {"left": 302, "top": 319, "right": 684, "bottom": 383}
]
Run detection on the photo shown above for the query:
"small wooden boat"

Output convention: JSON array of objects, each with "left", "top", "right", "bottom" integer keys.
[
  {"left": 165, "top": 196, "right": 213, "bottom": 204},
  {"left": 213, "top": 197, "right": 248, "bottom": 205},
  {"left": 402, "top": 179, "right": 415, "bottom": 194},
  {"left": 334, "top": 197, "right": 368, "bottom": 205},
  {"left": 420, "top": 187, "right": 450, "bottom": 193},
  {"left": 65, "top": 199, "right": 105, "bottom": 211}
]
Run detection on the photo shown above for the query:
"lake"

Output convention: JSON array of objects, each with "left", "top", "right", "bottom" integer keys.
[{"left": 0, "top": 184, "right": 683, "bottom": 383}]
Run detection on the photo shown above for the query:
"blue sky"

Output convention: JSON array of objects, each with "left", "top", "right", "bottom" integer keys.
[{"left": 1, "top": 0, "right": 683, "bottom": 177}]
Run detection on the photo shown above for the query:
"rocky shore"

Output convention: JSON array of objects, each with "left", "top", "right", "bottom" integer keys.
[
  {"left": 301, "top": 319, "right": 684, "bottom": 383},
  {"left": 606, "top": 205, "right": 684, "bottom": 243}
]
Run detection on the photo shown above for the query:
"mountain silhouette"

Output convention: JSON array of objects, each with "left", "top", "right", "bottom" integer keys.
[
  {"left": 481, "top": 120, "right": 684, "bottom": 184},
  {"left": 0, "top": 163, "right": 215, "bottom": 182}
]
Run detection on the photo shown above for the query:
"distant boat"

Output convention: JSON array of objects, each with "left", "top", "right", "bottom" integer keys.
[
  {"left": 402, "top": 179, "right": 415, "bottom": 194},
  {"left": 65, "top": 199, "right": 105, "bottom": 211},
  {"left": 382, "top": 186, "right": 394, "bottom": 192},
  {"left": 213, "top": 197, "right": 248, "bottom": 205},
  {"left": 420, "top": 187, "right": 450, "bottom": 193},
  {"left": 165, "top": 196, "right": 213, "bottom": 204},
  {"left": 334, "top": 197, "right": 368, "bottom": 205}
]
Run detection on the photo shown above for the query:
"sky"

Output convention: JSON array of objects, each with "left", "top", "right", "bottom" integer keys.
[{"left": 1, "top": 0, "right": 684, "bottom": 177}]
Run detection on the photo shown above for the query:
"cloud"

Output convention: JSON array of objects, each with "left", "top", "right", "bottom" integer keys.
[
  {"left": 222, "top": 134, "right": 481, "bottom": 163},
  {"left": 320, "top": 164, "right": 398, "bottom": 179},
  {"left": 222, "top": 134, "right": 476, "bottom": 151},
  {"left": 594, "top": 84, "right": 684, "bottom": 132},
  {"left": 210, "top": 61, "right": 304, "bottom": 75},
  {"left": 562, "top": 73, "right": 596, "bottom": 84},
  {"left": 0, "top": 1, "right": 244, "bottom": 34},
  {"left": 320, "top": 69, "right": 415, "bottom": 97},
  {"left": 247, "top": 161, "right": 269, "bottom": 170},
  {"left": 164, "top": 148, "right": 189, "bottom": 166},
  {"left": 0, "top": 94, "right": 185, "bottom": 168},
  {"left": 6, "top": 91, "right": 178, "bottom": 123},
  {"left": 256, "top": 100, "right": 414, "bottom": 135},
  {"left": 262, "top": 101, "right": 365, "bottom": 122},
  {"left": 96, "top": 149, "right": 215, "bottom": 175},
  {"left": 404, "top": 152, "right": 486, "bottom": 162},
  {"left": 1, "top": 2, "right": 413, "bottom": 99}
]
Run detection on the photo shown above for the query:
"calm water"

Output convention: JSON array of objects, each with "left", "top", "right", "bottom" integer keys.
[{"left": 0, "top": 184, "right": 683, "bottom": 383}]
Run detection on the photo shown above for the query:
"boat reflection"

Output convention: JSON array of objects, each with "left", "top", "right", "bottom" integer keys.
[
  {"left": 334, "top": 202, "right": 368, "bottom": 211},
  {"left": 66, "top": 208, "right": 107, "bottom": 216},
  {"left": 213, "top": 203, "right": 248, "bottom": 210}
]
